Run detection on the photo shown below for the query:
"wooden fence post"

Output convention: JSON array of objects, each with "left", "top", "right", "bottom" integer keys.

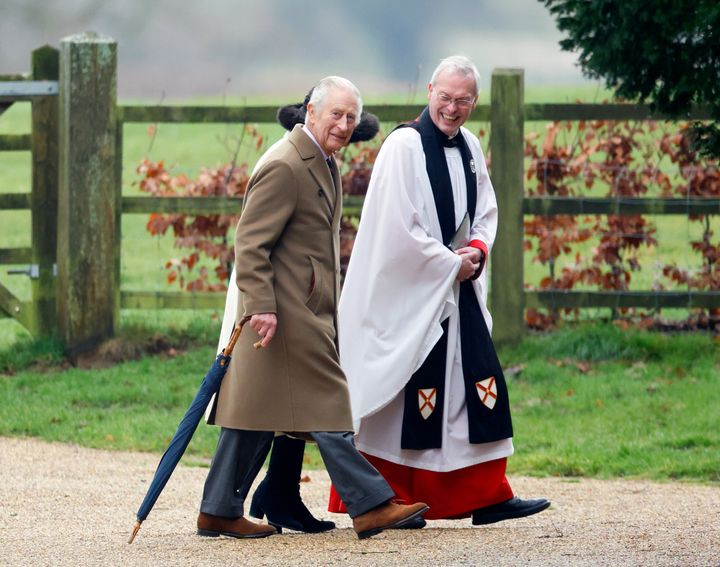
[
  {"left": 489, "top": 69, "right": 525, "bottom": 346},
  {"left": 113, "top": 103, "right": 123, "bottom": 327},
  {"left": 31, "top": 45, "right": 59, "bottom": 337},
  {"left": 57, "top": 32, "right": 117, "bottom": 353}
]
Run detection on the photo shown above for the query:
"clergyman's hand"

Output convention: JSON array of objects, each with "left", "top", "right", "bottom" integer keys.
[
  {"left": 455, "top": 247, "right": 481, "bottom": 281},
  {"left": 249, "top": 312, "right": 277, "bottom": 348}
]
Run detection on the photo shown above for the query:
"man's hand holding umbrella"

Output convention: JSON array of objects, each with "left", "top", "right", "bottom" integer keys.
[{"left": 249, "top": 313, "right": 276, "bottom": 348}]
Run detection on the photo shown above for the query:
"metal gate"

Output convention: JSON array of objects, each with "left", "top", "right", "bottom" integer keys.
[{"left": 0, "top": 46, "right": 59, "bottom": 336}]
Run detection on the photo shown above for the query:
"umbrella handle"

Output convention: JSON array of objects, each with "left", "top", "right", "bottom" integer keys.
[
  {"left": 221, "top": 317, "right": 248, "bottom": 356},
  {"left": 222, "top": 316, "right": 266, "bottom": 355},
  {"left": 223, "top": 316, "right": 268, "bottom": 354}
]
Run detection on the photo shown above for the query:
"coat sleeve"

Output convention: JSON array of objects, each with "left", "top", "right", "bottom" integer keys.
[{"left": 234, "top": 158, "right": 298, "bottom": 316}]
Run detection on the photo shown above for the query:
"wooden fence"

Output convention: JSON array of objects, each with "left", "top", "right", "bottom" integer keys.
[{"left": 1, "top": 34, "right": 718, "bottom": 351}]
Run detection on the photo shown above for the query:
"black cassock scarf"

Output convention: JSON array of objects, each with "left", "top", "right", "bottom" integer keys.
[{"left": 397, "top": 108, "right": 513, "bottom": 450}]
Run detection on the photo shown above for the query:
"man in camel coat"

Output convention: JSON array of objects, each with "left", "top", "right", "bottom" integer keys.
[{"left": 197, "top": 76, "right": 428, "bottom": 540}]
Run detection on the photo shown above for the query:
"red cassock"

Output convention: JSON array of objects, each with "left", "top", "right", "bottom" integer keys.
[{"left": 329, "top": 454, "right": 513, "bottom": 520}]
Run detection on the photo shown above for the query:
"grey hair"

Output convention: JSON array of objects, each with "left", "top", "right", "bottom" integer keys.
[
  {"left": 430, "top": 55, "right": 480, "bottom": 96},
  {"left": 305, "top": 76, "right": 363, "bottom": 121}
]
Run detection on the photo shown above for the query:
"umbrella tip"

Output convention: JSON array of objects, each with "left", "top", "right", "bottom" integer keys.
[{"left": 128, "top": 520, "right": 142, "bottom": 544}]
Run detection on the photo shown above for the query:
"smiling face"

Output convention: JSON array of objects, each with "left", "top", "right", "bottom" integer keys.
[
  {"left": 427, "top": 70, "right": 477, "bottom": 136},
  {"left": 305, "top": 87, "right": 359, "bottom": 155}
]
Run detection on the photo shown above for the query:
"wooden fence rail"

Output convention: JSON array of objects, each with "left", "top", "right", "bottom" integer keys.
[
  {"left": 524, "top": 103, "right": 712, "bottom": 122},
  {"left": 526, "top": 291, "right": 720, "bottom": 310},
  {"left": 523, "top": 197, "right": 720, "bottom": 216},
  {"left": 1, "top": 36, "right": 718, "bottom": 350},
  {"left": 0, "top": 134, "right": 32, "bottom": 151}
]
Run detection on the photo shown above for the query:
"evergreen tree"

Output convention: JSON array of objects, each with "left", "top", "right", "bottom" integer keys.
[{"left": 542, "top": 0, "right": 720, "bottom": 157}]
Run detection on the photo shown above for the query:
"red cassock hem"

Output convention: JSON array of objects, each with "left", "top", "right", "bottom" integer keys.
[{"left": 328, "top": 452, "right": 514, "bottom": 520}]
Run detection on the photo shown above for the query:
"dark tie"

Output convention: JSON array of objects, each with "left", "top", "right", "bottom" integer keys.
[{"left": 326, "top": 157, "right": 337, "bottom": 190}]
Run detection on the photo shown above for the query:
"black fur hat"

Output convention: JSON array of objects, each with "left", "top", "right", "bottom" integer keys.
[{"left": 275, "top": 88, "right": 380, "bottom": 143}]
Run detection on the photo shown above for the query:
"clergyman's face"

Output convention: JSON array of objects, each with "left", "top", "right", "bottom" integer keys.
[
  {"left": 427, "top": 70, "right": 477, "bottom": 136},
  {"left": 306, "top": 87, "right": 359, "bottom": 155}
]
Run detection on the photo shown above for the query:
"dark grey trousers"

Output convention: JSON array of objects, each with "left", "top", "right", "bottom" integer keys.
[{"left": 199, "top": 428, "right": 394, "bottom": 518}]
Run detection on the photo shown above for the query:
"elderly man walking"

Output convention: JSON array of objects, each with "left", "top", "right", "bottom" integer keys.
[
  {"left": 197, "top": 76, "right": 428, "bottom": 540},
  {"left": 330, "top": 57, "right": 550, "bottom": 524}
]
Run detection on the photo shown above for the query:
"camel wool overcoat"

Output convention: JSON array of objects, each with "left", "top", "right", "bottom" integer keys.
[{"left": 208, "top": 125, "right": 353, "bottom": 432}]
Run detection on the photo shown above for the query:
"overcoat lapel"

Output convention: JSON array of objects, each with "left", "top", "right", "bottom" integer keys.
[
  {"left": 330, "top": 155, "right": 343, "bottom": 317},
  {"left": 289, "top": 125, "right": 335, "bottom": 221},
  {"left": 330, "top": 156, "right": 343, "bottom": 229}
]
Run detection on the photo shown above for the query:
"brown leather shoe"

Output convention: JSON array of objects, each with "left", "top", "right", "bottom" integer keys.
[
  {"left": 352, "top": 501, "right": 429, "bottom": 539},
  {"left": 197, "top": 512, "right": 277, "bottom": 539}
]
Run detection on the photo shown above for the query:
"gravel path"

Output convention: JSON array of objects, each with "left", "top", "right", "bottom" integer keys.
[{"left": 1, "top": 436, "right": 718, "bottom": 566}]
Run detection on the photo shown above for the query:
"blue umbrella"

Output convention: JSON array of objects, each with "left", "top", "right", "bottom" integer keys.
[{"left": 128, "top": 318, "right": 258, "bottom": 543}]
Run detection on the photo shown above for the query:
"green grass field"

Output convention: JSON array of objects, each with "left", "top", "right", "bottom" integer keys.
[{"left": 1, "top": 323, "right": 717, "bottom": 481}]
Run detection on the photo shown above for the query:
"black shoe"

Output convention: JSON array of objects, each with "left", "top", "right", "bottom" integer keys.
[
  {"left": 248, "top": 435, "right": 336, "bottom": 534},
  {"left": 249, "top": 476, "right": 336, "bottom": 533},
  {"left": 472, "top": 497, "right": 550, "bottom": 525}
]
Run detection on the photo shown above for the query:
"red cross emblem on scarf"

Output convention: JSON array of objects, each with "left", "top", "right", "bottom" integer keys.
[
  {"left": 475, "top": 377, "right": 497, "bottom": 410},
  {"left": 418, "top": 388, "right": 437, "bottom": 420}
]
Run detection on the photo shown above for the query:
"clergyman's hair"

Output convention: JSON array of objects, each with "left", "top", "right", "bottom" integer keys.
[
  {"left": 430, "top": 55, "right": 481, "bottom": 96},
  {"left": 305, "top": 76, "right": 363, "bottom": 120}
]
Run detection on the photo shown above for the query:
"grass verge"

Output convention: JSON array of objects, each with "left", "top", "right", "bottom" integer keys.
[
  {"left": 0, "top": 324, "right": 717, "bottom": 482},
  {"left": 502, "top": 325, "right": 719, "bottom": 482}
]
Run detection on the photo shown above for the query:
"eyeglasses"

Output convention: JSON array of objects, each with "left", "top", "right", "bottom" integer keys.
[{"left": 434, "top": 91, "right": 475, "bottom": 109}]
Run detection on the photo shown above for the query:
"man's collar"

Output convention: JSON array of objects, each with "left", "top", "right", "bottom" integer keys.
[{"left": 301, "top": 125, "right": 329, "bottom": 159}]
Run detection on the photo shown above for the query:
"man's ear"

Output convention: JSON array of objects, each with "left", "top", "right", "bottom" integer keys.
[
  {"left": 306, "top": 102, "right": 315, "bottom": 125},
  {"left": 427, "top": 82, "right": 433, "bottom": 101}
]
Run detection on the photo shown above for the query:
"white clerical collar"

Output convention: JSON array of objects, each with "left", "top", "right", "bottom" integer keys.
[{"left": 302, "top": 125, "right": 330, "bottom": 160}]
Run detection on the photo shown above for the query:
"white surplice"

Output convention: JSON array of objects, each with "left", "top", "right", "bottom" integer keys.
[{"left": 339, "top": 126, "right": 514, "bottom": 472}]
